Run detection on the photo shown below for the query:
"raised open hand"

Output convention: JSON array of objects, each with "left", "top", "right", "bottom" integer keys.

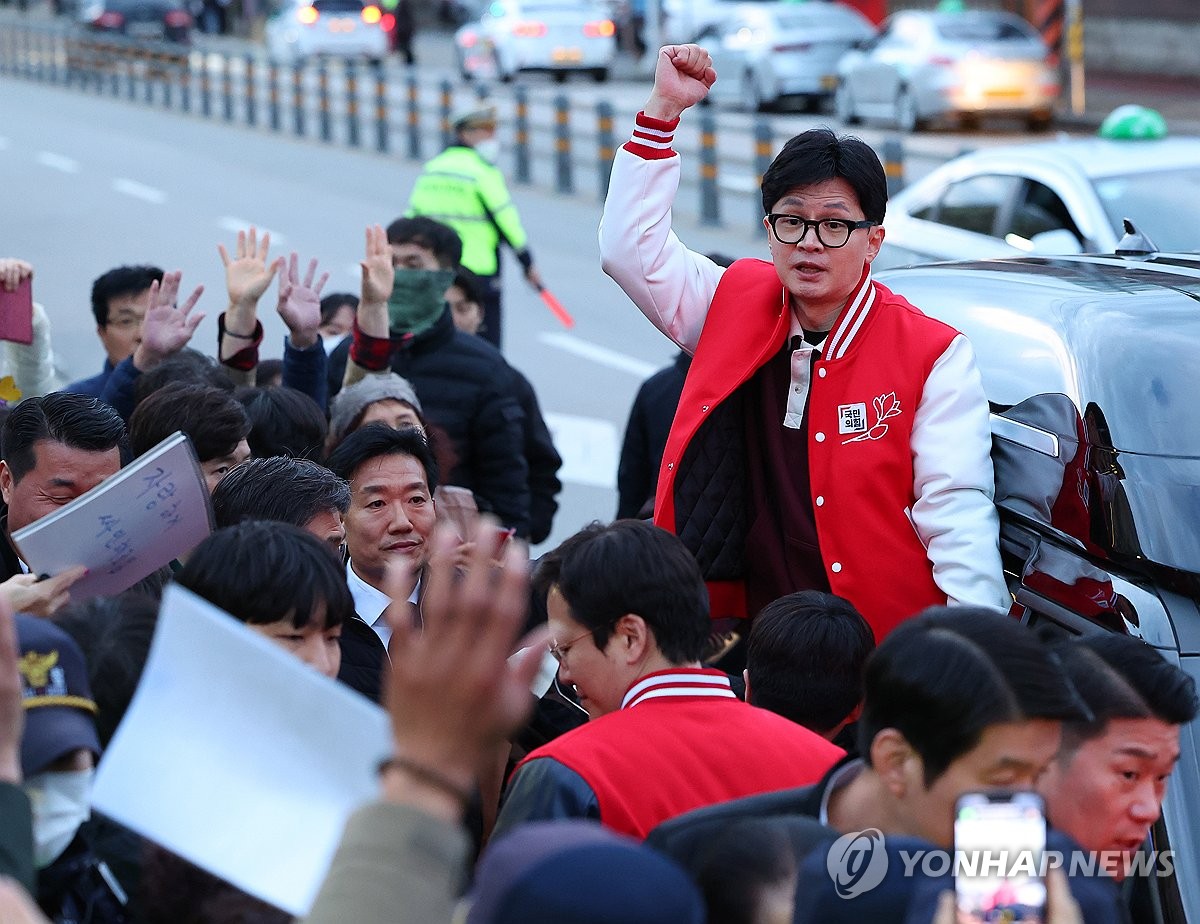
[
  {"left": 134, "top": 271, "right": 204, "bottom": 370},
  {"left": 382, "top": 520, "right": 545, "bottom": 805},
  {"left": 358, "top": 224, "right": 394, "bottom": 339},
  {"left": 645, "top": 44, "right": 717, "bottom": 121},
  {"left": 276, "top": 252, "right": 329, "bottom": 350},
  {"left": 219, "top": 226, "right": 282, "bottom": 312}
]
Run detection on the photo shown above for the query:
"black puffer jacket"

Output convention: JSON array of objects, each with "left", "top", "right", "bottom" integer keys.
[{"left": 328, "top": 309, "right": 532, "bottom": 537}]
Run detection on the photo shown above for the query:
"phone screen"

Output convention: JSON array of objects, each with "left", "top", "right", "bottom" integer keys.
[{"left": 954, "top": 791, "right": 1047, "bottom": 924}]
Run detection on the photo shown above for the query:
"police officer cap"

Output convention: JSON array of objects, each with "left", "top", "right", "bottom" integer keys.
[{"left": 454, "top": 105, "right": 498, "bottom": 131}]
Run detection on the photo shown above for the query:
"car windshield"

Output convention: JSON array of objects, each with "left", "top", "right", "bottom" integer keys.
[
  {"left": 936, "top": 16, "right": 1036, "bottom": 42},
  {"left": 1093, "top": 168, "right": 1200, "bottom": 252},
  {"left": 775, "top": 8, "right": 862, "bottom": 30},
  {"left": 312, "top": 0, "right": 363, "bottom": 11}
]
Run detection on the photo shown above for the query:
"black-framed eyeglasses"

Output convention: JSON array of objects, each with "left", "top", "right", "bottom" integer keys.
[{"left": 767, "top": 214, "right": 878, "bottom": 248}]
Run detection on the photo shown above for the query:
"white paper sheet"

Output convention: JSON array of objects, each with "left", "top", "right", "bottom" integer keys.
[
  {"left": 12, "top": 431, "right": 212, "bottom": 598},
  {"left": 91, "top": 584, "right": 391, "bottom": 916}
]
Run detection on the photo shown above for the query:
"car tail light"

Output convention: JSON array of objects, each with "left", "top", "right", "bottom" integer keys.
[
  {"left": 297, "top": 5, "right": 318, "bottom": 24},
  {"left": 164, "top": 9, "right": 191, "bottom": 27},
  {"left": 582, "top": 19, "right": 614, "bottom": 37},
  {"left": 361, "top": 5, "right": 381, "bottom": 23},
  {"left": 95, "top": 10, "right": 124, "bottom": 27},
  {"left": 380, "top": 11, "right": 394, "bottom": 30},
  {"left": 773, "top": 42, "right": 810, "bottom": 52},
  {"left": 511, "top": 20, "right": 546, "bottom": 37}
]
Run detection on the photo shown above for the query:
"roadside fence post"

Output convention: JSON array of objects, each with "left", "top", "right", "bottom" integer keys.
[
  {"left": 292, "top": 62, "right": 305, "bottom": 136},
  {"left": 439, "top": 78, "right": 453, "bottom": 149},
  {"left": 698, "top": 107, "right": 720, "bottom": 227},
  {"left": 596, "top": 100, "right": 614, "bottom": 203},
  {"left": 405, "top": 73, "right": 420, "bottom": 160},
  {"left": 199, "top": 52, "right": 211, "bottom": 116},
  {"left": 180, "top": 51, "right": 191, "bottom": 112},
  {"left": 752, "top": 117, "right": 772, "bottom": 225},
  {"left": 554, "top": 94, "right": 572, "bottom": 195},
  {"left": 373, "top": 60, "right": 388, "bottom": 153},
  {"left": 268, "top": 60, "right": 280, "bottom": 131},
  {"left": 222, "top": 52, "right": 234, "bottom": 121},
  {"left": 244, "top": 54, "right": 257, "bottom": 127},
  {"left": 514, "top": 83, "right": 530, "bottom": 185},
  {"left": 345, "top": 58, "right": 360, "bottom": 147},
  {"left": 882, "top": 136, "right": 904, "bottom": 197},
  {"left": 318, "top": 59, "right": 332, "bottom": 142},
  {"left": 142, "top": 46, "right": 154, "bottom": 104}
]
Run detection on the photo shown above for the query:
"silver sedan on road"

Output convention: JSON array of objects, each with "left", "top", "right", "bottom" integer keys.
[
  {"left": 835, "top": 9, "right": 1060, "bottom": 132},
  {"left": 876, "top": 134, "right": 1200, "bottom": 269},
  {"left": 699, "top": 1, "right": 876, "bottom": 112}
]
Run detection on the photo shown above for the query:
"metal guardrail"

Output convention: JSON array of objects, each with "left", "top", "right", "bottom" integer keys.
[{"left": 0, "top": 21, "right": 915, "bottom": 232}]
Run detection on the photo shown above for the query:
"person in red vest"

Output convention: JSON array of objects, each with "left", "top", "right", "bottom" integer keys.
[
  {"left": 492, "top": 520, "right": 844, "bottom": 841},
  {"left": 598, "top": 44, "right": 1008, "bottom": 653}
]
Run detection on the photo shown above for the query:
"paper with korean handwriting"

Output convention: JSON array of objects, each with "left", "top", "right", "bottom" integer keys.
[
  {"left": 12, "top": 431, "right": 212, "bottom": 598},
  {"left": 92, "top": 584, "right": 390, "bottom": 916}
]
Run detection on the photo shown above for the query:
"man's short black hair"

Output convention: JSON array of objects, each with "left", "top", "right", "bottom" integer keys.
[
  {"left": 746, "top": 591, "right": 875, "bottom": 734},
  {"left": 132, "top": 348, "right": 235, "bottom": 409},
  {"left": 385, "top": 216, "right": 463, "bottom": 269},
  {"left": 451, "top": 268, "right": 485, "bottom": 305},
  {"left": 128, "top": 383, "right": 251, "bottom": 463},
  {"left": 1055, "top": 634, "right": 1198, "bottom": 758},
  {"left": 212, "top": 457, "right": 350, "bottom": 530},
  {"left": 1, "top": 393, "right": 127, "bottom": 483},
  {"left": 320, "top": 292, "right": 359, "bottom": 324},
  {"left": 175, "top": 521, "right": 352, "bottom": 630},
  {"left": 234, "top": 386, "right": 328, "bottom": 463},
  {"left": 326, "top": 423, "right": 438, "bottom": 492},
  {"left": 760, "top": 128, "right": 887, "bottom": 224},
  {"left": 90, "top": 265, "right": 163, "bottom": 327},
  {"left": 532, "top": 520, "right": 710, "bottom": 665},
  {"left": 858, "top": 606, "right": 1090, "bottom": 786},
  {"left": 54, "top": 592, "right": 160, "bottom": 749}
]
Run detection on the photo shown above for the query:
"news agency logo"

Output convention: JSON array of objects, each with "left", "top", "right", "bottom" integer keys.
[
  {"left": 826, "top": 828, "right": 889, "bottom": 898},
  {"left": 825, "top": 829, "right": 1178, "bottom": 898}
]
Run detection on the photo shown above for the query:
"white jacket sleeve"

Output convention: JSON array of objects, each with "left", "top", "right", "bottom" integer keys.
[
  {"left": 598, "top": 116, "right": 726, "bottom": 355},
  {"left": 910, "top": 334, "right": 1010, "bottom": 612},
  {"left": 5, "top": 302, "right": 60, "bottom": 398}
]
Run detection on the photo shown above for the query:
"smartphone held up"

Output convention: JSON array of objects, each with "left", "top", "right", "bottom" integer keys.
[{"left": 955, "top": 790, "right": 1048, "bottom": 924}]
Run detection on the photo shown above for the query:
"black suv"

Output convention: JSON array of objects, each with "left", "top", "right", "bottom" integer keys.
[{"left": 877, "top": 251, "right": 1200, "bottom": 924}]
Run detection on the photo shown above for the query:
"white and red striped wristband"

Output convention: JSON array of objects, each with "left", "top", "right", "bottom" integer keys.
[{"left": 624, "top": 111, "right": 680, "bottom": 160}]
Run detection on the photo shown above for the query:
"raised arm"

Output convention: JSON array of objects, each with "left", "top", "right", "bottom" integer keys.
[
  {"left": 217, "top": 227, "right": 282, "bottom": 384},
  {"left": 276, "top": 252, "right": 331, "bottom": 409},
  {"left": 343, "top": 224, "right": 395, "bottom": 389},
  {"left": 598, "top": 45, "right": 727, "bottom": 354}
]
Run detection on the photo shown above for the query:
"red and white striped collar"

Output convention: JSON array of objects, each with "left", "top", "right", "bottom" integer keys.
[
  {"left": 816, "top": 266, "right": 876, "bottom": 363},
  {"left": 620, "top": 668, "right": 737, "bottom": 710}
]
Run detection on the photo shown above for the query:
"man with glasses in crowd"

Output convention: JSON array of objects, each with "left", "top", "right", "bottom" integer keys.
[{"left": 598, "top": 44, "right": 1008, "bottom": 655}]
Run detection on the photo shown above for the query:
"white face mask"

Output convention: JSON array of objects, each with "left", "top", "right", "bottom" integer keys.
[
  {"left": 25, "top": 768, "right": 94, "bottom": 869},
  {"left": 473, "top": 138, "right": 501, "bottom": 164}
]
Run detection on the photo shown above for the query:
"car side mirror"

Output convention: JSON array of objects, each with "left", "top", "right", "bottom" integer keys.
[{"left": 1028, "top": 228, "right": 1083, "bottom": 255}]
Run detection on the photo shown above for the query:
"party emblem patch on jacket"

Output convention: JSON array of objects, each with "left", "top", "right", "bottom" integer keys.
[{"left": 842, "top": 393, "right": 903, "bottom": 444}]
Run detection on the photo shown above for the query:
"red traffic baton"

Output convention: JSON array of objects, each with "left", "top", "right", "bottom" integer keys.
[{"left": 536, "top": 284, "right": 575, "bottom": 329}]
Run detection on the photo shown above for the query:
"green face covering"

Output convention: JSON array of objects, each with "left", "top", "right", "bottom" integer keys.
[{"left": 388, "top": 268, "right": 456, "bottom": 335}]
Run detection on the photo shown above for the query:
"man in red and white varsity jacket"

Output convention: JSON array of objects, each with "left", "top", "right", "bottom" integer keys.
[
  {"left": 492, "top": 521, "right": 844, "bottom": 840},
  {"left": 598, "top": 45, "right": 1009, "bottom": 644}
]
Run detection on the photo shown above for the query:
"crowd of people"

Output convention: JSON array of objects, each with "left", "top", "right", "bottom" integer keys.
[{"left": 0, "top": 41, "right": 1196, "bottom": 924}]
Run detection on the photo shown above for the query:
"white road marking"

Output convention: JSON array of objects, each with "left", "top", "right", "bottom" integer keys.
[
  {"left": 36, "top": 151, "right": 80, "bottom": 173},
  {"left": 538, "top": 332, "right": 657, "bottom": 378},
  {"left": 544, "top": 412, "right": 619, "bottom": 489},
  {"left": 216, "top": 217, "right": 287, "bottom": 246},
  {"left": 113, "top": 178, "right": 167, "bottom": 204}
]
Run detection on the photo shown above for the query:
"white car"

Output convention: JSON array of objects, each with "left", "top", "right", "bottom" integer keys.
[
  {"left": 878, "top": 135, "right": 1200, "bottom": 269},
  {"left": 265, "top": 0, "right": 389, "bottom": 65},
  {"left": 455, "top": 0, "right": 616, "bottom": 82},
  {"left": 699, "top": 2, "right": 875, "bottom": 112}
]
